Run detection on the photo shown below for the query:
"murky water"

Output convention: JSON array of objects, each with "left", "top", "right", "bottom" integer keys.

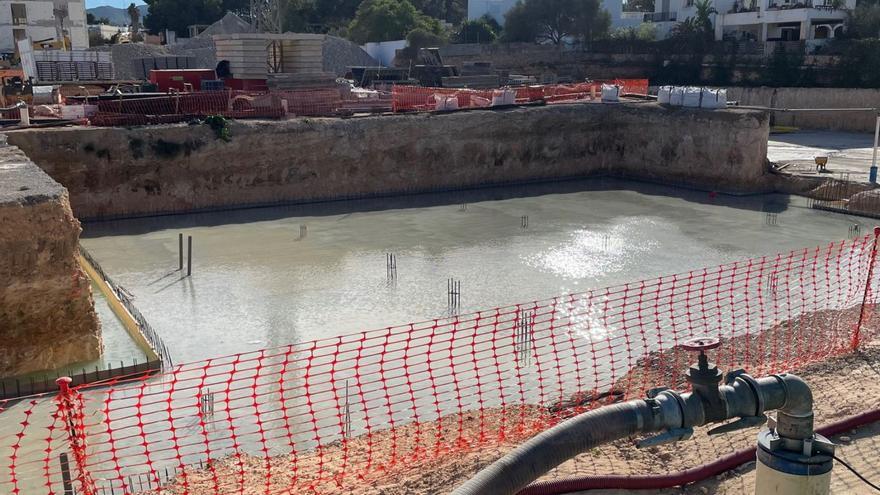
[
  {"left": 80, "top": 178, "right": 871, "bottom": 365},
  {"left": 3, "top": 178, "right": 874, "bottom": 495}
]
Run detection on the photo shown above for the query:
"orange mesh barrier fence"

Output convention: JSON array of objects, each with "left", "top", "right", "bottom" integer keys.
[
  {"left": 88, "top": 89, "right": 395, "bottom": 126},
  {"left": 4, "top": 232, "right": 878, "bottom": 495},
  {"left": 83, "top": 80, "right": 649, "bottom": 126}
]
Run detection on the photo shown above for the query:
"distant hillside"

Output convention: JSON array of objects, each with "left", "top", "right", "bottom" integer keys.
[{"left": 86, "top": 5, "right": 149, "bottom": 26}]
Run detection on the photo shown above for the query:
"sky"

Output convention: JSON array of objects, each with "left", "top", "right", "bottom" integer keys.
[{"left": 85, "top": 0, "right": 145, "bottom": 8}]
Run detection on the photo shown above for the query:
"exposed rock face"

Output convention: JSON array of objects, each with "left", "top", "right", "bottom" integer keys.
[
  {"left": 8, "top": 103, "right": 770, "bottom": 220},
  {"left": 0, "top": 138, "right": 101, "bottom": 378}
]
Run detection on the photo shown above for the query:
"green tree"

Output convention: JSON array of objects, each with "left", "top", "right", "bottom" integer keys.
[
  {"left": 502, "top": 1, "right": 538, "bottom": 41},
  {"left": 845, "top": 0, "right": 880, "bottom": 38},
  {"left": 834, "top": 39, "right": 880, "bottom": 87},
  {"left": 348, "top": 0, "right": 442, "bottom": 43},
  {"left": 145, "top": 0, "right": 223, "bottom": 35},
  {"left": 455, "top": 15, "right": 500, "bottom": 43},
  {"left": 411, "top": 0, "right": 467, "bottom": 24},
  {"left": 764, "top": 45, "right": 805, "bottom": 86},
  {"left": 127, "top": 3, "right": 142, "bottom": 40},
  {"left": 611, "top": 23, "right": 657, "bottom": 41},
  {"left": 692, "top": 0, "right": 717, "bottom": 40},
  {"left": 501, "top": 0, "right": 610, "bottom": 44},
  {"left": 87, "top": 12, "right": 97, "bottom": 24},
  {"left": 670, "top": 0, "right": 716, "bottom": 43}
]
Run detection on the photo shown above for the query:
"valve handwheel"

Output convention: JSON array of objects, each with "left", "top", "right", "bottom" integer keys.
[{"left": 681, "top": 336, "right": 721, "bottom": 353}]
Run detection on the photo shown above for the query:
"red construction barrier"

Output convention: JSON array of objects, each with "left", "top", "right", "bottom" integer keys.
[
  {"left": 82, "top": 79, "right": 651, "bottom": 126},
  {"left": 2, "top": 232, "right": 879, "bottom": 495}
]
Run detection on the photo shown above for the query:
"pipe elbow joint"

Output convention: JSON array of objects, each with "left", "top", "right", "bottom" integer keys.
[
  {"left": 775, "top": 373, "right": 813, "bottom": 417},
  {"left": 773, "top": 373, "right": 815, "bottom": 440}
]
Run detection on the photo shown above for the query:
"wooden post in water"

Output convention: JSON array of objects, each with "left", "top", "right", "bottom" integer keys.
[
  {"left": 187, "top": 236, "right": 193, "bottom": 277},
  {"left": 178, "top": 233, "right": 184, "bottom": 271}
]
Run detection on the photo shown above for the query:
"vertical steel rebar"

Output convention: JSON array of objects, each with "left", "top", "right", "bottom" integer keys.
[{"left": 59, "top": 453, "right": 74, "bottom": 495}]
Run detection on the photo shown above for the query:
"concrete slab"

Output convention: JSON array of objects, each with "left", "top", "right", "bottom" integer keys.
[{"left": 769, "top": 131, "right": 878, "bottom": 184}]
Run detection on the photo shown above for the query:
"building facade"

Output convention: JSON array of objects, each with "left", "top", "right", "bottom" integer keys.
[
  {"left": 0, "top": 0, "right": 87, "bottom": 53},
  {"left": 642, "top": 0, "right": 852, "bottom": 41},
  {"left": 468, "top": 0, "right": 853, "bottom": 44},
  {"left": 468, "top": 0, "right": 643, "bottom": 30}
]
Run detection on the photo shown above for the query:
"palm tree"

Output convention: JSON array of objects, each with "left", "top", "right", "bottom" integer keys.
[
  {"left": 127, "top": 3, "right": 141, "bottom": 41},
  {"left": 693, "top": 0, "right": 717, "bottom": 40}
]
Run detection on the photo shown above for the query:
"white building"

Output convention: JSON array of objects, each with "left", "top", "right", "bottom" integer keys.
[
  {"left": 0, "top": 0, "right": 87, "bottom": 53},
  {"left": 468, "top": 0, "right": 852, "bottom": 44},
  {"left": 88, "top": 23, "right": 120, "bottom": 41},
  {"left": 646, "top": 0, "right": 852, "bottom": 42},
  {"left": 468, "top": 0, "right": 642, "bottom": 30}
]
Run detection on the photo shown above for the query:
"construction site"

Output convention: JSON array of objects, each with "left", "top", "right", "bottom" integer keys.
[{"left": 3, "top": 5, "right": 880, "bottom": 495}]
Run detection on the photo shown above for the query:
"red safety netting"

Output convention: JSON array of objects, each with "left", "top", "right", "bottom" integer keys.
[
  {"left": 88, "top": 88, "right": 398, "bottom": 126},
  {"left": 83, "top": 80, "right": 648, "bottom": 127},
  {"left": 392, "top": 79, "right": 650, "bottom": 112},
  {"left": 3, "top": 232, "right": 879, "bottom": 495}
]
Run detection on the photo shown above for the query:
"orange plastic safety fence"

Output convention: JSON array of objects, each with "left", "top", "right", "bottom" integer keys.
[{"left": 3, "top": 233, "right": 879, "bottom": 495}]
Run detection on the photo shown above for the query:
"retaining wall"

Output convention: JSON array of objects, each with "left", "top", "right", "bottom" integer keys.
[
  {"left": 8, "top": 102, "right": 770, "bottom": 220},
  {"left": 0, "top": 137, "right": 101, "bottom": 377},
  {"left": 727, "top": 87, "right": 880, "bottom": 133}
]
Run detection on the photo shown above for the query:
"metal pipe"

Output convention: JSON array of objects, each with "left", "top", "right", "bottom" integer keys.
[
  {"left": 452, "top": 401, "right": 655, "bottom": 495},
  {"left": 518, "top": 408, "right": 880, "bottom": 495},
  {"left": 452, "top": 372, "right": 815, "bottom": 495}
]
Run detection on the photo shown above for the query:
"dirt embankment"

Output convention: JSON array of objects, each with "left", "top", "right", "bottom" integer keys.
[
  {"left": 0, "top": 139, "right": 101, "bottom": 377},
  {"left": 8, "top": 104, "right": 770, "bottom": 220}
]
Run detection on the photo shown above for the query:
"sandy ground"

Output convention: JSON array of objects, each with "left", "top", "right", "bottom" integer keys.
[
  {"left": 149, "top": 312, "right": 880, "bottom": 495},
  {"left": 769, "top": 131, "right": 877, "bottom": 183}
]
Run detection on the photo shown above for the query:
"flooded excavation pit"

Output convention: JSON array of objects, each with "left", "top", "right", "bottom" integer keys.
[
  {"left": 7, "top": 103, "right": 879, "bottom": 495},
  {"left": 80, "top": 179, "right": 868, "bottom": 364}
]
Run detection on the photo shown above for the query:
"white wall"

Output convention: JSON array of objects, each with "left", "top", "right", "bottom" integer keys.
[
  {"left": 0, "top": 0, "right": 87, "bottom": 52},
  {"left": 88, "top": 23, "right": 119, "bottom": 40}
]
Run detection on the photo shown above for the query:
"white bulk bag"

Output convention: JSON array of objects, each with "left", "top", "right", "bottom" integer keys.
[
  {"left": 601, "top": 84, "right": 620, "bottom": 102},
  {"left": 657, "top": 86, "right": 672, "bottom": 104},
  {"left": 699, "top": 88, "right": 729, "bottom": 109},
  {"left": 682, "top": 87, "right": 703, "bottom": 108},
  {"left": 669, "top": 87, "right": 685, "bottom": 106},
  {"left": 491, "top": 89, "right": 516, "bottom": 107},
  {"left": 433, "top": 94, "right": 459, "bottom": 111}
]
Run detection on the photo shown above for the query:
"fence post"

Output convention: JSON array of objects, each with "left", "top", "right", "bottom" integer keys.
[
  {"left": 853, "top": 226, "right": 880, "bottom": 350},
  {"left": 55, "top": 377, "right": 96, "bottom": 495}
]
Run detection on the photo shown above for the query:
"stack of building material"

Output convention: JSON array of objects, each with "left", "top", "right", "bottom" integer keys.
[
  {"left": 271, "top": 35, "right": 335, "bottom": 89},
  {"left": 441, "top": 74, "right": 500, "bottom": 89},
  {"left": 214, "top": 36, "right": 269, "bottom": 80},
  {"left": 132, "top": 56, "right": 197, "bottom": 80},
  {"left": 214, "top": 34, "right": 338, "bottom": 89},
  {"left": 267, "top": 72, "right": 336, "bottom": 89},
  {"left": 20, "top": 44, "right": 115, "bottom": 83},
  {"left": 442, "top": 60, "right": 500, "bottom": 89}
]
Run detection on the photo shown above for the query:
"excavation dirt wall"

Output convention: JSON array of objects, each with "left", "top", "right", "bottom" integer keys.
[
  {"left": 8, "top": 102, "right": 770, "bottom": 220},
  {"left": 727, "top": 87, "right": 880, "bottom": 133},
  {"left": 0, "top": 137, "right": 101, "bottom": 378}
]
